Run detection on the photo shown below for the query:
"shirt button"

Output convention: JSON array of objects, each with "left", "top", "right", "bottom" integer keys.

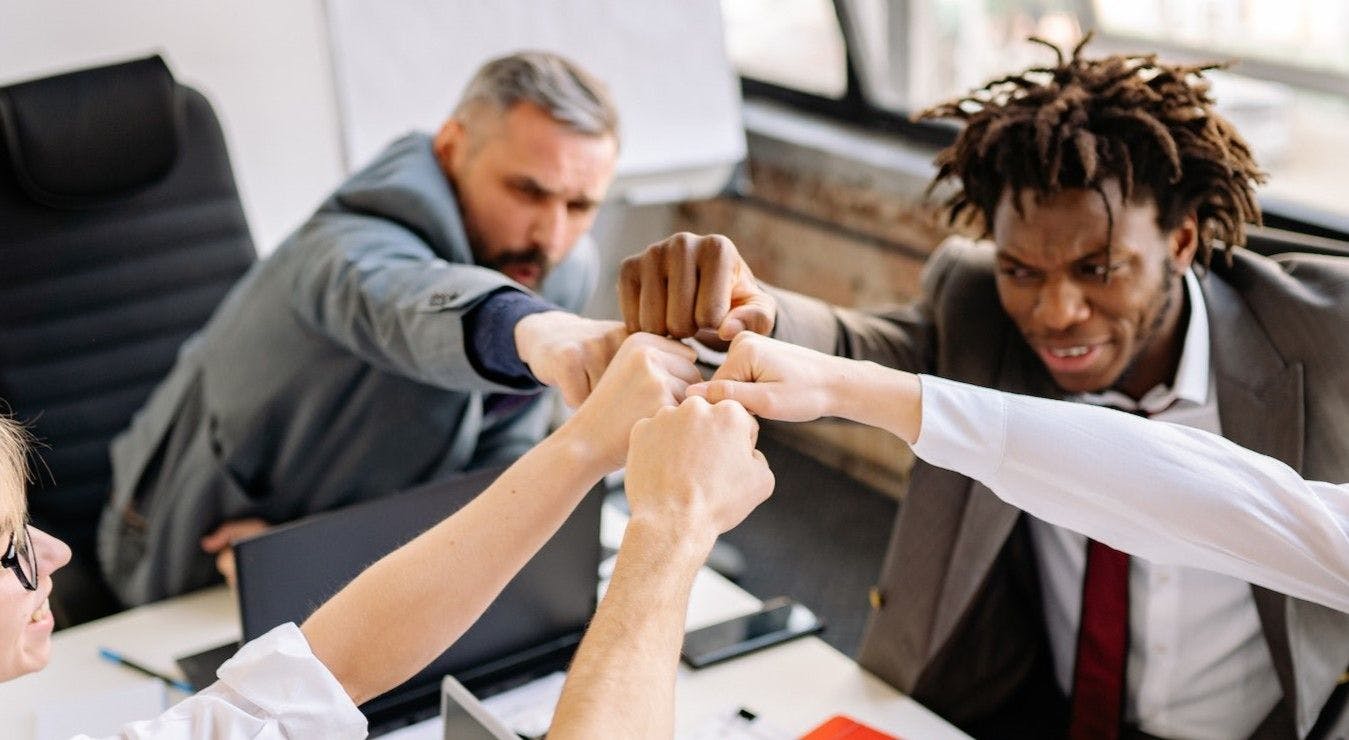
[{"left": 868, "top": 586, "right": 885, "bottom": 610}]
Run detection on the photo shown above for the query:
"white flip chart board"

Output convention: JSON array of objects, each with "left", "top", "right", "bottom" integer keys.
[{"left": 323, "top": 0, "right": 746, "bottom": 203}]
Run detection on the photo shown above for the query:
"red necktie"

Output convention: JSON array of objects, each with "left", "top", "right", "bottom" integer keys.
[{"left": 1067, "top": 538, "right": 1130, "bottom": 740}]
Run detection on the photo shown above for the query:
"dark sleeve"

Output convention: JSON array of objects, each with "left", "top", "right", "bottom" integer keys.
[{"left": 463, "top": 288, "right": 559, "bottom": 389}]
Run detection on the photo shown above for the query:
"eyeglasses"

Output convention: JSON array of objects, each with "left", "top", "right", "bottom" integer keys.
[{"left": 2, "top": 524, "right": 37, "bottom": 591}]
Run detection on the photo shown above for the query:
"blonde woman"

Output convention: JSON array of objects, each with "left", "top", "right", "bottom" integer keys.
[{"left": 1, "top": 333, "right": 775, "bottom": 738}]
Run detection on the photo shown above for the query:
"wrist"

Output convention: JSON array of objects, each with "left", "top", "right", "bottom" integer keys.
[
  {"left": 623, "top": 515, "right": 716, "bottom": 565},
  {"left": 835, "top": 362, "right": 923, "bottom": 444},
  {"left": 537, "top": 424, "right": 612, "bottom": 484},
  {"left": 513, "top": 310, "right": 568, "bottom": 362}
]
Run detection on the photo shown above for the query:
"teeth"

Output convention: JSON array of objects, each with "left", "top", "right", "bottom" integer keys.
[
  {"left": 1050, "top": 346, "right": 1090, "bottom": 358},
  {"left": 30, "top": 598, "right": 49, "bottom": 623}
]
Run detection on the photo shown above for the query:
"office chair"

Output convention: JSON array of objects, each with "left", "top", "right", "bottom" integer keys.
[
  {"left": 0, "top": 56, "right": 256, "bottom": 625},
  {"left": 1245, "top": 224, "right": 1349, "bottom": 259}
]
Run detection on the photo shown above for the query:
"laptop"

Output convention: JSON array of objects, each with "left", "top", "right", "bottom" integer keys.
[
  {"left": 178, "top": 465, "right": 602, "bottom": 735},
  {"left": 441, "top": 675, "right": 519, "bottom": 739}
]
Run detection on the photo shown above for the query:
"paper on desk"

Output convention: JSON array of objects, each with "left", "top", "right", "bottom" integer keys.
[
  {"left": 478, "top": 671, "right": 567, "bottom": 739},
  {"left": 32, "top": 677, "right": 166, "bottom": 740}
]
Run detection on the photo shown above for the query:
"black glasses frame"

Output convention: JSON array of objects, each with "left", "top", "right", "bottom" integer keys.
[{"left": 2, "top": 524, "right": 37, "bottom": 591}]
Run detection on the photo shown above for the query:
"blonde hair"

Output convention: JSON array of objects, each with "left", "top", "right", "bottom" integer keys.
[{"left": 0, "top": 415, "right": 30, "bottom": 539}]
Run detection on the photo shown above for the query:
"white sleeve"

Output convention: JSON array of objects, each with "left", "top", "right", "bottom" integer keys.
[
  {"left": 75, "top": 623, "right": 367, "bottom": 740},
  {"left": 911, "top": 374, "right": 1349, "bottom": 614}
]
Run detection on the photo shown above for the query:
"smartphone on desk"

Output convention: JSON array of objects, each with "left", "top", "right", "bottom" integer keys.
[{"left": 681, "top": 596, "right": 824, "bottom": 669}]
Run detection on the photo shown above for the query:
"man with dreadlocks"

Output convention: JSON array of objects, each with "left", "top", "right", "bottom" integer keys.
[{"left": 620, "top": 36, "right": 1349, "bottom": 739}]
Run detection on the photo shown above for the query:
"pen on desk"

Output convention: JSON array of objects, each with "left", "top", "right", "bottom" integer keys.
[{"left": 98, "top": 647, "right": 195, "bottom": 693}]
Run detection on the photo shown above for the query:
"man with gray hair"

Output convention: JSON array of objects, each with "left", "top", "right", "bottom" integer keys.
[{"left": 99, "top": 51, "right": 625, "bottom": 605}]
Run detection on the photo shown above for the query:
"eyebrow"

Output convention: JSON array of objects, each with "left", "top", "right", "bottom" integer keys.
[
  {"left": 507, "top": 175, "right": 602, "bottom": 207},
  {"left": 995, "top": 247, "right": 1112, "bottom": 266}
]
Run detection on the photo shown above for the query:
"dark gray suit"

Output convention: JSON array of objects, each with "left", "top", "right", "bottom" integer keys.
[{"left": 772, "top": 238, "right": 1349, "bottom": 738}]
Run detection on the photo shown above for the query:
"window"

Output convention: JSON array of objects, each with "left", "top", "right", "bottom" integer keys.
[
  {"left": 721, "top": 0, "right": 848, "bottom": 99},
  {"left": 1095, "top": 1, "right": 1349, "bottom": 79},
  {"left": 722, "top": 0, "right": 1349, "bottom": 231}
]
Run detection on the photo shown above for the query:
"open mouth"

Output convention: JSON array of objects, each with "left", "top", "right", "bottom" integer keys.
[
  {"left": 1036, "top": 343, "right": 1106, "bottom": 374},
  {"left": 503, "top": 264, "right": 541, "bottom": 287}
]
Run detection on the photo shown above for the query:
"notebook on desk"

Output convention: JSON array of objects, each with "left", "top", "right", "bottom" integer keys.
[{"left": 177, "top": 465, "right": 603, "bottom": 736}]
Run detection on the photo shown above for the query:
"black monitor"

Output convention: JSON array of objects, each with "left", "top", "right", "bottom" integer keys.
[{"left": 233, "top": 466, "right": 602, "bottom": 733}]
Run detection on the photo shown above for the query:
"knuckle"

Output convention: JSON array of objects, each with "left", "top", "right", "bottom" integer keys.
[
  {"left": 668, "top": 316, "right": 696, "bottom": 337},
  {"left": 707, "top": 234, "right": 735, "bottom": 257}
]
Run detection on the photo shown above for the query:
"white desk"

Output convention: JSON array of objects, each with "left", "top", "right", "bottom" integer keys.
[{"left": 2, "top": 510, "right": 968, "bottom": 739}]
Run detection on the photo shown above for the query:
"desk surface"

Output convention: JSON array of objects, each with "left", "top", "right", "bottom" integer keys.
[{"left": 2, "top": 511, "right": 968, "bottom": 739}]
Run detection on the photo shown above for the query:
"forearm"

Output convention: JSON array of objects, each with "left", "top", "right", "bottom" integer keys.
[
  {"left": 914, "top": 375, "right": 1349, "bottom": 613},
  {"left": 301, "top": 430, "right": 608, "bottom": 704},
  {"left": 830, "top": 359, "right": 924, "bottom": 444},
  {"left": 289, "top": 230, "right": 525, "bottom": 392},
  {"left": 550, "top": 521, "right": 711, "bottom": 739}
]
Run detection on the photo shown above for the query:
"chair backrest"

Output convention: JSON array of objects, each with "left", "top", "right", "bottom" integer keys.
[
  {"left": 1245, "top": 225, "right": 1349, "bottom": 259},
  {"left": 0, "top": 56, "right": 256, "bottom": 550}
]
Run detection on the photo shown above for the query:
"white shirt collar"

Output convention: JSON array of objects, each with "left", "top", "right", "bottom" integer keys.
[{"left": 1076, "top": 269, "right": 1210, "bottom": 413}]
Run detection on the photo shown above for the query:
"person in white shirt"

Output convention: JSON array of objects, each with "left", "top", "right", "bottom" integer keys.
[
  {"left": 0, "top": 332, "right": 774, "bottom": 739},
  {"left": 391, "top": 329, "right": 1349, "bottom": 739},
  {"left": 686, "top": 332, "right": 1349, "bottom": 614},
  {"left": 619, "top": 36, "right": 1349, "bottom": 737}
]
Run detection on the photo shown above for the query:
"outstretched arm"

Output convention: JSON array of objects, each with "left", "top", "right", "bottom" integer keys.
[
  {"left": 910, "top": 375, "right": 1349, "bottom": 614},
  {"left": 689, "top": 332, "right": 1349, "bottom": 614},
  {"left": 300, "top": 333, "right": 700, "bottom": 705},
  {"left": 550, "top": 397, "right": 775, "bottom": 739}
]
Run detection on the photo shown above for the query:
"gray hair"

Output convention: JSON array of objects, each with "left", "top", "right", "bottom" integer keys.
[{"left": 454, "top": 51, "right": 620, "bottom": 145}]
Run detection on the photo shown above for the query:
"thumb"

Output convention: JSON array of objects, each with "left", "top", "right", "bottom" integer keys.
[
  {"left": 719, "top": 301, "right": 774, "bottom": 340},
  {"left": 692, "top": 379, "right": 775, "bottom": 417},
  {"left": 201, "top": 528, "right": 229, "bottom": 553}
]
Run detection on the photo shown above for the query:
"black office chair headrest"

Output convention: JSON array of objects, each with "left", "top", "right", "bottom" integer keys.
[{"left": 0, "top": 55, "right": 181, "bottom": 209}]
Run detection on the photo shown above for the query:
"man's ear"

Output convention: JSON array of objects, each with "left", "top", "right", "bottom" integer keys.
[
  {"left": 1171, "top": 213, "right": 1200, "bottom": 269},
  {"left": 433, "top": 118, "right": 467, "bottom": 173}
]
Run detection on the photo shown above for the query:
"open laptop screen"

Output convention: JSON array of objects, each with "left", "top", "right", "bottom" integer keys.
[{"left": 233, "top": 466, "right": 602, "bottom": 730}]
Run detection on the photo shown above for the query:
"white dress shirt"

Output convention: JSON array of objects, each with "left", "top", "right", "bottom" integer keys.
[
  {"left": 916, "top": 271, "right": 1301, "bottom": 739},
  {"left": 76, "top": 623, "right": 367, "bottom": 740}
]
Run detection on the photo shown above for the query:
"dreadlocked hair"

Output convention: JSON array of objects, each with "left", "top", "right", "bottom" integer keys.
[{"left": 920, "top": 33, "right": 1266, "bottom": 267}]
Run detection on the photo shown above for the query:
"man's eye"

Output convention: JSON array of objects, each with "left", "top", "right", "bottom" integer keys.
[
  {"left": 512, "top": 183, "right": 546, "bottom": 200},
  {"left": 1077, "top": 262, "right": 1124, "bottom": 281},
  {"left": 999, "top": 266, "right": 1040, "bottom": 282}
]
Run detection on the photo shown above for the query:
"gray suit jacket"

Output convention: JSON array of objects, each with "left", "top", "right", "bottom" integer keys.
[
  {"left": 98, "top": 133, "right": 597, "bottom": 606},
  {"left": 772, "top": 238, "right": 1349, "bottom": 738}
]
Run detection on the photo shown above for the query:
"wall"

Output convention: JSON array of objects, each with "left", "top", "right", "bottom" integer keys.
[{"left": 0, "top": 0, "right": 345, "bottom": 252}]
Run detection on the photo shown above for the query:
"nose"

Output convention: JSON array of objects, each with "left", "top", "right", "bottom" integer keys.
[
  {"left": 1033, "top": 276, "right": 1090, "bottom": 331},
  {"left": 529, "top": 201, "right": 570, "bottom": 258},
  {"left": 29, "top": 526, "right": 71, "bottom": 583}
]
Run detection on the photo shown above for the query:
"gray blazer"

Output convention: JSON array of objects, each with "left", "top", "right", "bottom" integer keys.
[
  {"left": 772, "top": 238, "right": 1349, "bottom": 738},
  {"left": 98, "top": 133, "right": 598, "bottom": 606}
]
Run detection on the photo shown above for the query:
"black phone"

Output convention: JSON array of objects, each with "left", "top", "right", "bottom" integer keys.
[{"left": 681, "top": 596, "right": 824, "bottom": 669}]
